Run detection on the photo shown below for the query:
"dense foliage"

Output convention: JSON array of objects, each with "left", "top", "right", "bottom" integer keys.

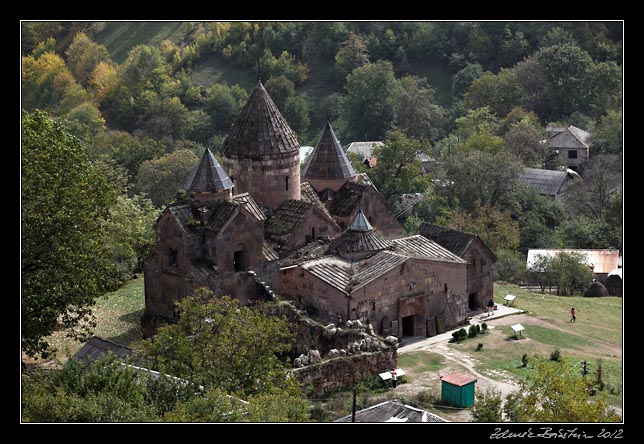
[{"left": 22, "top": 291, "right": 310, "bottom": 422}]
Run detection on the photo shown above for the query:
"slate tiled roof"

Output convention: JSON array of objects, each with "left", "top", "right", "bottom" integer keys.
[
  {"left": 280, "top": 238, "right": 333, "bottom": 267},
  {"left": 521, "top": 168, "right": 574, "bottom": 197},
  {"left": 71, "top": 336, "right": 138, "bottom": 365},
  {"left": 549, "top": 125, "right": 591, "bottom": 149},
  {"left": 300, "top": 182, "right": 333, "bottom": 219},
  {"left": 222, "top": 80, "right": 300, "bottom": 159},
  {"left": 392, "top": 235, "right": 467, "bottom": 263},
  {"left": 262, "top": 242, "right": 279, "bottom": 262},
  {"left": 335, "top": 400, "right": 448, "bottom": 423},
  {"left": 168, "top": 201, "right": 239, "bottom": 235},
  {"left": 232, "top": 192, "right": 267, "bottom": 221},
  {"left": 304, "top": 251, "right": 408, "bottom": 294},
  {"left": 416, "top": 223, "right": 477, "bottom": 258},
  {"left": 302, "top": 122, "right": 357, "bottom": 180},
  {"left": 329, "top": 181, "right": 370, "bottom": 217},
  {"left": 184, "top": 148, "right": 233, "bottom": 192},
  {"left": 265, "top": 200, "right": 314, "bottom": 238}
]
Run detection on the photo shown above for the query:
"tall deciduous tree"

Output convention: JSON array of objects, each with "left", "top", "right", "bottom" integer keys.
[
  {"left": 343, "top": 60, "right": 397, "bottom": 141},
  {"left": 368, "top": 130, "right": 432, "bottom": 200},
  {"left": 393, "top": 75, "right": 446, "bottom": 142},
  {"left": 22, "top": 110, "right": 119, "bottom": 358},
  {"left": 65, "top": 32, "right": 111, "bottom": 86},
  {"left": 334, "top": 32, "right": 370, "bottom": 82},
  {"left": 142, "top": 290, "right": 298, "bottom": 397}
]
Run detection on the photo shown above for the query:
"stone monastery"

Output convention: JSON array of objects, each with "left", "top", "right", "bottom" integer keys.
[{"left": 142, "top": 80, "right": 495, "bottom": 341}]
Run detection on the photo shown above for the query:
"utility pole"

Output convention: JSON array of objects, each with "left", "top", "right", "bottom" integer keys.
[{"left": 351, "top": 374, "right": 357, "bottom": 423}]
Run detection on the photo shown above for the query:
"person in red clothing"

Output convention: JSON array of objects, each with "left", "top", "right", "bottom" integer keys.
[
  {"left": 570, "top": 307, "right": 576, "bottom": 323},
  {"left": 391, "top": 369, "right": 398, "bottom": 388}
]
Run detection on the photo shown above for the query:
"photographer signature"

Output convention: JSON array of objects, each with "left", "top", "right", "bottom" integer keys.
[{"left": 490, "top": 427, "right": 623, "bottom": 439}]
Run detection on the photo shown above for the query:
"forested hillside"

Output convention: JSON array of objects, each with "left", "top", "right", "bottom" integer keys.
[{"left": 21, "top": 21, "right": 622, "bottom": 356}]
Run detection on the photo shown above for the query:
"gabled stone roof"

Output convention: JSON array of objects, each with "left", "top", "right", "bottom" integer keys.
[
  {"left": 392, "top": 235, "right": 467, "bottom": 263},
  {"left": 71, "top": 336, "right": 139, "bottom": 365},
  {"left": 232, "top": 192, "right": 266, "bottom": 221},
  {"left": 184, "top": 148, "right": 233, "bottom": 193},
  {"left": 265, "top": 199, "right": 314, "bottom": 239},
  {"left": 417, "top": 223, "right": 496, "bottom": 261},
  {"left": 302, "top": 122, "right": 357, "bottom": 180},
  {"left": 301, "top": 182, "right": 333, "bottom": 219},
  {"left": 168, "top": 200, "right": 240, "bottom": 235},
  {"left": 329, "top": 181, "right": 370, "bottom": 217},
  {"left": 222, "top": 80, "right": 300, "bottom": 159}
]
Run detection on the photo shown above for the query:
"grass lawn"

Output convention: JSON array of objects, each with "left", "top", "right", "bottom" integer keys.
[
  {"left": 36, "top": 276, "right": 145, "bottom": 363},
  {"left": 397, "top": 351, "right": 446, "bottom": 375}
]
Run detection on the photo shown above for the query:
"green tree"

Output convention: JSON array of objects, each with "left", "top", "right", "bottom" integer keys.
[
  {"left": 343, "top": 60, "right": 397, "bottom": 141},
  {"left": 368, "top": 130, "right": 432, "bottom": 199},
  {"left": 102, "top": 194, "right": 160, "bottom": 281},
  {"left": 518, "top": 189, "right": 564, "bottom": 252},
  {"left": 65, "top": 102, "right": 106, "bottom": 137},
  {"left": 87, "top": 130, "right": 166, "bottom": 180},
  {"left": 284, "top": 95, "right": 311, "bottom": 138},
  {"left": 65, "top": 32, "right": 111, "bottom": 86},
  {"left": 334, "top": 32, "right": 370, "bottom": 82},
  {"left": 471, "top": 389, "right": 503, "bottom": 422},
  {"left": 589, "top": 109, "right": 622, "bottom": 155},
  {"left": 133, "top": 149, "right": 199, "bottom": 207},
  {"left": 393, "top": 75, "right": 446, "bottom": 142},
  {"left": 504, "top": 357, "right": 620, "bottom": 422},
  {"left": 142, "top": 290, "right": 298, "bottom": 397},
  {"left": 264, "top": 75, "right": 295, "bottom": 112},
  {"left": 206, "top": 83, "right": 248, "bottom": 132},
  {"left": 451, "top": 62, "right": 482, "bottom": 97},
  {"left": 527, "top": 253, "right": 555, "bottom": 293},
  {"left": 503, "top": 120, "right": 549, "bottom": 167},
  {"left": 550, "top": 251, "right": 594, "bottom": 296},
  {"left": 22, "top": 111, "right": 118, "bottom": 358},
  {"left": 442, "top": 150, "right": 523, "bottom": 212},
  {"left": 465, "top": 69, "right": 522, "bottom": 118}
]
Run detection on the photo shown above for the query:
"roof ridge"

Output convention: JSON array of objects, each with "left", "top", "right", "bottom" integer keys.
[{"left": 185, "top": 148, "right": 233, "bottom": 193}]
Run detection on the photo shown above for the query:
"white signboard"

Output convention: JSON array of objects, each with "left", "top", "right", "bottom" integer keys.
[{"left": 379, "top": 368, "right": 406, "bottom": 381}]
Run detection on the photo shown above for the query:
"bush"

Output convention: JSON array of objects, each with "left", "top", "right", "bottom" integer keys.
[
  {"left": 550, "top": 348, "right": 561, "bottom": 362},
  {"left": 481, "top": 323, "right": 488, "bottom": 332},
  {"left": 521, "top": 353, "right": 529, "bottom": 368},
  {"left": 451, "top": 328, "right": 467, "bottom": 342},
  {"left": 476, "top": 343, "right": 483, "bottom": 351},
  {"left": 468, "top": 324, "right": 479, "bottom": 338}
]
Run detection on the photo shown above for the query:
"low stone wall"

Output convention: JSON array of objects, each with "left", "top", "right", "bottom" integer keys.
[{"left": 292, "top": 348, "right": 397, "bottom": 398}]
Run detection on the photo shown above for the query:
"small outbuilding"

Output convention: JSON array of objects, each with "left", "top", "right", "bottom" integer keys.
[{"left": 440, "top": 372, "right": 477, "bottom": 408}]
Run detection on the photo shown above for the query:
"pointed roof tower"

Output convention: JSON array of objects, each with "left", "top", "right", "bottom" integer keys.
[
  {"left": 222, "top": 80, "right": 300, "bottom": 159},
  {"left": 329, "top": 209, "right": 392, "bottom": 258},
  {"left": 303, "top": 122, "right": 357, "bottom": 181},
  {"left": 185, "top": 148, "right": 233, "bottom": 202}
]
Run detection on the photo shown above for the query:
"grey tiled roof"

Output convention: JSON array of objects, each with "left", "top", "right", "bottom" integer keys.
[
  {"left": 302, "top": 122, "right": 357, "bottom": 180},
  {"left": 304, "top": 251, "right": 408, "bottom": 294},
  {"left": 184, "top": 148, "right": 233, "bottom": 192},
  {"left": 549, "top": 125, "right": 590, "bottom": 149},
  {"left": 345, "top": 141, "right": 384, "bottom": 160},
  {"left": 232, "top": 192, "right": 267, "bottom": 221},
  {"left": 416, "top": 223, "right": 478, "bottom": 258},
  {"left": 280, "top": 238, "right": 333, "bottom": 267},
  {"left": 335, "top": 400, "right": 448, "bottom": 422},
  {"left": 349, "top": 208, "right": 373, "bottom": 231},
  {"left": 392, "top": 235, "right": 467, "bottom": 263},
  {"left": 168, "top": 201, "right": 239, "bottom": 235},
  {"left": 300, "top": 182, "right": 333, "bottom": 219},
  {"left": 263, "top": 242, "right": 279, "bottom": 261},
  {"left": 265, "top": 199, "right": 314, "bottom": 238},
  {"left": 329, "top": 181, "right": 369, "bottom": 217},
  {"left": 521, "top": 167, "right": 572, "bottom": 196},
  {"left": 222, "top": 80, "right": 300, "bottom": 158},
  {"left": 329, "top": 211, "right": 393, "bottom": 256}
]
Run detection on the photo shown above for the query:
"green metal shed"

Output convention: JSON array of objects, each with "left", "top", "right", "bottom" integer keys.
[{"left": 440, "top": 372, "right": 477, "bottom": 408}]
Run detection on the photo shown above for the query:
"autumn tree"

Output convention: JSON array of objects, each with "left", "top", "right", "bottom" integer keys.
[
  {"left": 335, "top": 32, "right": 370, "bottom": 82},
  {"left": 22, "top": 111, "right": 118, "bottom": 358},
  {"left": 65, "top": 32, "right": 111, "bottom": 86},
  {"left": 436, "top": 200, "right": 519, "bottom": 253}
]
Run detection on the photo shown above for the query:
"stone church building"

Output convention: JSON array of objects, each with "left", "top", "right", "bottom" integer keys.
[{"left": 143, "top": 80, "right": 480, "bottom": 339}]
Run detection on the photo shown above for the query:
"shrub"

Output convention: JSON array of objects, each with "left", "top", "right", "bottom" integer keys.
[
  {"left": 468, "top": 324, "right": 479, "bottom": 338},
  {"left": 550, "top": 348, "right": 561, "bottom": 362},
  {"left": 476, "top": 343, "right": 483, "bottom": 351},
  {"left": 451, "top": 328, "right": 467, "bottom": 342},
  {"left": 521, "top": 353, "right": 529, "bottom": 368},
  {"left": 481, "top": 323, "right": 488, "bottom": 332}
]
